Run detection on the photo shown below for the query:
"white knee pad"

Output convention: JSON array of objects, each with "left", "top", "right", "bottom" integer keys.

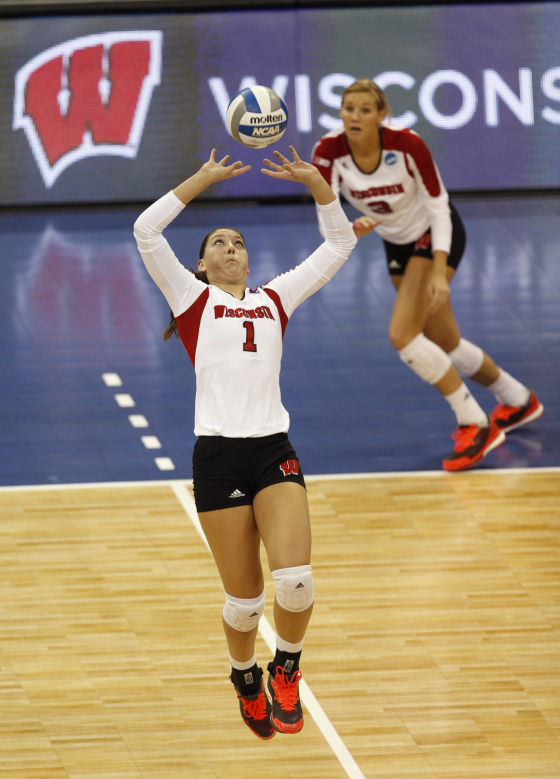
[
  {"left": 222, "top": 590, "right": 265, "bottom": 632},
  {"left": 398, "top": 333, "right": 452, "bottom": 385},
  {"left": 448, "top": 338, "right": 484, "bottom": 378},
  {"left": 272, "top": 565, "right": 314, "bottom": 612}
]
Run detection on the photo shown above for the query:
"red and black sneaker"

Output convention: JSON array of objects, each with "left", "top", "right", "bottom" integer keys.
[
  {"left": 266, "top": 663, "right": 303, "bottom": 734},
  {"left": 442, "top": 420, "right": 505, "bottom": 471},
  {"left": 490, "top": 391, "right": 543, "bottom": 434},
  {"left": 231, "top": 668, "right": 275, "bottom": 740}
]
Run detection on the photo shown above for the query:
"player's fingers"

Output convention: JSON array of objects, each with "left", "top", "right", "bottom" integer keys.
[
  {"left": 272, "top": 149, "right": 289, "bottom": 163},
  {"left": 430, "top": 289, "right": 447, "bottom": 313},
  {"left": 261, "top": 166, "right": 289, "bottom": 177},
  {"left": 280, "top": 163, "right": 296, "bottom": 177},
  {"left": 263, "top": 157, "right": 283, "bottom": 171},
  {"left": 231, "top": 164, "right": 251, "bottom": 176},
  {"left": 427, "top": 294, "right": 440, "bottom": 314},
  {"left": 289, "top": 145, "right": 300, "bottom": 160}
]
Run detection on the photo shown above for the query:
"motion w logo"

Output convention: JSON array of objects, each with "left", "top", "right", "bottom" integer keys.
[
  {"left": 279, "top": 459, "right": 299, "bottom": 476},
  {"left": 13, "top": 31, "right": 162, "bottom": 187}
]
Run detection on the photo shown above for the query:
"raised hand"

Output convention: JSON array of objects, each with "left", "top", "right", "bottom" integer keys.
[
  {"left": 173, "top": 149, "right": 251, "bottom": 205},
  {"left": 261, "top": 146, "right": 320, "bottom": 185},
  {"left": 200, "top": 148, "right": 252, "bottom": 183},
  {"left": 261, "top": 146, "right": 336, "bottom": 205}
]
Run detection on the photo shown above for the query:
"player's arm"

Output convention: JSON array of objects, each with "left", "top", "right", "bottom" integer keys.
[
  {"left": 405, "top": 133, "right": 452, "bottom": 254},
  {"left": 427, "top": 249, "right": 451, "bottom": 315},
  {"left": 134, "top": 150, "right": 251, "bottom": 312},
  {"left": 403, "top": 134, "right": 453, "bottom": 314},
  {"left": 262, "top": 147, "right": 357, "bottom": 313},
  {"left": 134, "top": 194, "right": 198, "bottom": 313},
  {"left": 310, "top": 142, "right": 376, "bottom": 240}
]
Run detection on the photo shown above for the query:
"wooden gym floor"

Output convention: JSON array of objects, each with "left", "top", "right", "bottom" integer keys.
[{"left": 1, "top": 469, "right": 559, "bottom": 778}]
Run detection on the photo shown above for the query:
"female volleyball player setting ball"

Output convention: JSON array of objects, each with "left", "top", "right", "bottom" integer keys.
[
  {"left": 311, "top": 78, "right": 542, "bottom": 471},
  {"left": 134, "top": 147, "right": 356, "bottom": 739}
]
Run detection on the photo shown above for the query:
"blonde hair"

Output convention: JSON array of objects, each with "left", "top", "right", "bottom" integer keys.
[{"left": 342, "top": 79, "right": 392, "bottom": 120}]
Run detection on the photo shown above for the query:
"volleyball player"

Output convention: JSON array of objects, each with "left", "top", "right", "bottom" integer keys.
[
  {"left": 311, "top": 78, "right": 542, "bottom": 471},
  {"left": 134, "top": 147, "right": 357, "bottom": 738}
]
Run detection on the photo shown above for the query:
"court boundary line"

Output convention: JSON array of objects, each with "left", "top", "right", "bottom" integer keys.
[{"left": 1, "top": 465, "right": 558, "bottom": 493}]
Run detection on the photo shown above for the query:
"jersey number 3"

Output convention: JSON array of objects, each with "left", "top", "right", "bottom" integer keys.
[{"left": 243, "top": 321, "right": 257, "bottom": 352}]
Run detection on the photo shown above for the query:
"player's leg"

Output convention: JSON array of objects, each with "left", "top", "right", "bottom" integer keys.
[
  {"left": 197, "top": 503, "right": 274, "bottom": 739},
  {"left": 254, "top": 481, "right": 312, "bottom": 734},
  {"left": 198, "top": 505, "right": 263, "bottom": 659},
  {"left": 423, "top": 296, "right": 542, "bottom": 434},
  {"left": 389, "top": 257, "right": 504, "bottom": 469}
]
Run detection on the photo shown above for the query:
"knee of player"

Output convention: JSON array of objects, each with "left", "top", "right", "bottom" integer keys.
[
  {"left": 222, "top": 590, "right": 265, "bottom": 632},
  {"left": 388, "top": 322, "right": 415, "bottom": 351},
  {"left": 398, "top": 333, "right": 452, "bottom": 385},
  {"left": 272, "top": 565, "right": 314, "bottom": 612},
  {"left": 448, "top": 338, "right": 484, "bottom": 377}
]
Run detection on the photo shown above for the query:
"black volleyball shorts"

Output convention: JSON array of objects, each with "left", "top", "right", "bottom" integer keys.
[
  {"left": 192, "top": 432, "right": 306, "bottom": 513},
  {"left": 383, "top": 201, "right": 466, "bottom": 276}
]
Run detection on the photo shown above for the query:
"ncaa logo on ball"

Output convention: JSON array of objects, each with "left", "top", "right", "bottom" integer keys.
[{"left": 226, "top": 85, "right": 288, "bottom": 148}]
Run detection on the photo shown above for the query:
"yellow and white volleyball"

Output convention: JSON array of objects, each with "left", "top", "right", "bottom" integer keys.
[{"left": 225, "top": 85, "right": 288, "bottom": 148}]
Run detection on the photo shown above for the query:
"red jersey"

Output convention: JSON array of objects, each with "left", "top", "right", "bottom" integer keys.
[{"left": 312, "top": 125, "right": 452, "bottom": 252}]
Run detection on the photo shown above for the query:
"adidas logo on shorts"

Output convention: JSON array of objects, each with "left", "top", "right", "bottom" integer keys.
[{"left": 229, "top": 489, "right": 246, "bottom": 499}]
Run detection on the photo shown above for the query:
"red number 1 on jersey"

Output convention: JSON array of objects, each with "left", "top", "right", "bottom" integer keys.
[{"left": 243, "top": 321, "right": 257, "bottom": 352}]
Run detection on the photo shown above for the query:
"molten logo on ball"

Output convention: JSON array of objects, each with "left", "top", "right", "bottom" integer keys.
[
  {"left": 226, "top": 85, "right": 288, "bottom": 148},
  {"left": 249, "top": 113, "right": 284, "bottom": 124}
]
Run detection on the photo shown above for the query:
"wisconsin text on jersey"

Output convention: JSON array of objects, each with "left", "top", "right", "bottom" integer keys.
[
  {"left": 214, "top": 304, "right": 274, "bottom": 320},
  {"left": 349, "top": 184, "right": 405, "bottom": 199}
]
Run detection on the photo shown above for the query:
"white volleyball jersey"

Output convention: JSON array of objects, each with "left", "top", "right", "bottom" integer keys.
[
  {"left": 312, "top": 125, "right": 452, "bottom": 253},
  {"left": 134, "top": 191, "right": 356, "bottom": 438}
]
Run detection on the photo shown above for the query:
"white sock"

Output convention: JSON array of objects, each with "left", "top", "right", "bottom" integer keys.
[
  {"left": 488, "top": 369, "right": 530, "bottom": 406},
  {"left": 229, "top": 653, "right": 257, "bottom": 671},
  {"left": 444, "top": 383, "right": 488, "bottom": 427},
  {"left": 276, "top": 635, "right": 304, "bottom": 653}
]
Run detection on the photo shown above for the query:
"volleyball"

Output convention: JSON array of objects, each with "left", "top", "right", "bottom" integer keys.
[{"left": 225, "top": 86, "right": 288, "bottom": 148}]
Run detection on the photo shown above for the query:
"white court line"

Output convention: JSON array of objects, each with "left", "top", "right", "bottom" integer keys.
[
  {"left": 171, "top": 481, "right": 366, "bottom": 779},
  {"left": 0, "top": 466, "right": 558, "bottom": 493}
]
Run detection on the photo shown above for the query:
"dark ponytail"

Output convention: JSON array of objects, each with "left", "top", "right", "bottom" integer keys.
[{"left": 163, "top": 310, "right": 178, "bottom": 341}]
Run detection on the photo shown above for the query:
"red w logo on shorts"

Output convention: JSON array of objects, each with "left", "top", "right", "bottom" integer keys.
[
  {"left": 13, "top": 31, "right": 162, "bottom": 188},
  {"left": 414, "top": 232, "right": 432, "bottom": 251},
  {"left": 279, "top": 459, "right": 299, "bottom": 476}
]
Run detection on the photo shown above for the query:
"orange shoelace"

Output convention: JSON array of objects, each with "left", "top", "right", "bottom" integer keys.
[
  {"left": 271, "top": 667, "right": 302, "bottom": 711},
  {"left": 451, "top": 424, "right": 479, "bottom": 450},
  {"left": 239, "top": 689, "right": 268, "bottom": 720}
]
